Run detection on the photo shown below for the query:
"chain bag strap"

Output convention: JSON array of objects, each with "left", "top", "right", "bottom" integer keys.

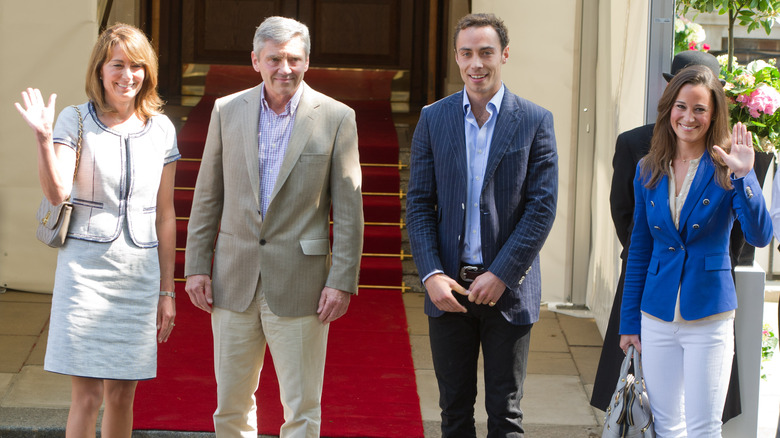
[{"left": 35, "top": 105, "right": 83, "bottom": 247}]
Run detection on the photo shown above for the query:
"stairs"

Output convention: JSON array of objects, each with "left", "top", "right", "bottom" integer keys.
[{"left": 171, "top": 66, "right": 407, "bottom": 294}]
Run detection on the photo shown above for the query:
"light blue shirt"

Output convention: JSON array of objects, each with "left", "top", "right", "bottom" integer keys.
[
  {"left": 258, "top": 83, "right": 303, "bottom": 217},
  {"left": 461, "top": 84, "right": 504, "bottom": 264},
  {"left": 421, "top": 85, "right": 505, "bottom": 283}
]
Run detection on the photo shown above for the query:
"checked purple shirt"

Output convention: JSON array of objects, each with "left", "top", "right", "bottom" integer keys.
[{"left": 258, "top": 83, "right": 303, "bottom": 218}]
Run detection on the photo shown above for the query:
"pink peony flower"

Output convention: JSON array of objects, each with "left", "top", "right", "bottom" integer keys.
[
  {"left": 751, "top": 85, "right": 780, "bottom": 115},
  {"left": 738, "top": 84, "right": 780, "bottom": 118},
  {"left": 689, "top": 41, "right": 697, "bottom": 50},
  {"left": 702, "top": 43, "right": 710, "bottom": 51}
]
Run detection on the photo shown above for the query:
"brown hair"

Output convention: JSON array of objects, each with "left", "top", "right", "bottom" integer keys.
[
  {"left": 640, "top": 64, "right": 732, "bottom": 190},
  {"left": 453, "top": 13, "right": 509, "bottom": 50},
  {"left": 85, "top": 23, "right": 162, "bottom": 121}
]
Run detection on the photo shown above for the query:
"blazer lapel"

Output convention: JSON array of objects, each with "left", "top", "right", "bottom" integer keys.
[
  {"left": 241, "top": 85, "right": 263, "bottom": 209},
  {"left": 445, "top": 92, "right": 468, "bottom": 182},
  {"left": 654, "top": 176, "right": 681, "bottom": 238},
  {"left": 483, "top": 92, "right": 520, "bottom": 186},
  {"left": 269, "top": 82, "right": 316, "bottom": 203},
  {"left": 678, "top": 153, "right": 715, "bottom": 230}
]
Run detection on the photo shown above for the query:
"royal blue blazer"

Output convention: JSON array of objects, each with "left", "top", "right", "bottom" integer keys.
[
  {"left": 406, "top": 89, "right": 558, "bottom": 325},
  {"left": 619, "top": 152, "right": 773, "bottom": 335}
]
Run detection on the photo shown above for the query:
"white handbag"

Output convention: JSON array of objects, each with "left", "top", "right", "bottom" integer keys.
[{"left": 602, "top": 345, "right": 655, "bottom": 437}]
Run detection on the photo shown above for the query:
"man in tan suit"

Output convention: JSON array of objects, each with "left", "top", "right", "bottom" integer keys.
[{"left": 184, "top": 16, "right": 363, "bottom": 438}]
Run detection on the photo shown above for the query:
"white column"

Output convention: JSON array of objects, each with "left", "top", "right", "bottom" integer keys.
[{"left": 723, "top": 263, "right": 766, "bottom": 437}]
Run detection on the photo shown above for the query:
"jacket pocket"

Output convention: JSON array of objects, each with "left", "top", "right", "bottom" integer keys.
[
  {"left": 299, "top": 153, "right": 329, "bottom": 163},
  {"left": 300, "top": 238, "right": 330, "bottom": 255},
  {"left": 705, "top": 254, "right": 731, "bottom": 271},
  {"left": 647, "top": 257, "right": 659, "bottom": 275},
  {"left": 72, "top": 198, "right": 104, "bottom": 209}
]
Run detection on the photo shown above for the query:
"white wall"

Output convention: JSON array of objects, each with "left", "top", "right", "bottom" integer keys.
[
  {"left": 0, "top": 0, "right": 98, "bottom": 292},
  {"left": 588, "top": 1, "right": 651, "bottom": 335},
  {"left": 472, "top": 0, "right": 580, "bottom": 304}
]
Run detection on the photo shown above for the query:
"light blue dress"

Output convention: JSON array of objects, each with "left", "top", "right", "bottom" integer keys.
[{"left": 45, "top": 103, "right": 179, "bottom": 380}]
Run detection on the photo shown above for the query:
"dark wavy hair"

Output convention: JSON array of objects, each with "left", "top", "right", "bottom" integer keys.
[
  {"left": 453, "top": 13, "right": 509, "bottom": 50},
  {"left": 640, "top": 64, "right": 732, "bottom": 190}
]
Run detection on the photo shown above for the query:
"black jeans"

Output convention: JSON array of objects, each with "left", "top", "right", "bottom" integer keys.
[{"left": 428, "top": 292, "right": 532, "bottom": 438}]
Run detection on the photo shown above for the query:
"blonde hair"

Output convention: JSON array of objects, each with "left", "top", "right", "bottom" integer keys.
[
  {"left": 641, "top": 64, "right": 732, "bottom": 190},
  {"left": 85, "top": 23, "right": 162, "bottom": 121}
]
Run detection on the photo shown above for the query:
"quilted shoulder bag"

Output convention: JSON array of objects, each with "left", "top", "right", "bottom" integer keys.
[
  {"left": 602, "top": 345, "right": 655, "bottom": 437},
  {"left": 35, "top": 105, "right": 83, "bottom": 248}
]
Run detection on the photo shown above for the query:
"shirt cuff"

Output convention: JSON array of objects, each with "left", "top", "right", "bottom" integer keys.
[{"left": 421, "top": 269, "right": 444, "bottom": 284}]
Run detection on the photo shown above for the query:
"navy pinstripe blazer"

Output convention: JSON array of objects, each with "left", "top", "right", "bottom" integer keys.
[{"left": 406, "top": 88, "right": 558, "bottom": 325}]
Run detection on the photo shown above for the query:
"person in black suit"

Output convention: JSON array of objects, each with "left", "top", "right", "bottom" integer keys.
[{"left": 591, "top": 50, "right": 742, "bottom": 423}]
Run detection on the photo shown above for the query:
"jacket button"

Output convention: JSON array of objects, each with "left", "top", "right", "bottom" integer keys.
[
  {"left": 650, "top": 201, "right": 655, "bottom": 207},
  {"left": 703, "top": 199, "right": 710, "bottom": 205},
  {"left": 260, "top": 239, "right": 266, "bottom": 245},
  {"left": 693, "top": 224, "right": 699, "bottom": 229},
  {"left": 668, "top": 246, "right": 675, "bottom": 251},
  {"left": 653, "top": 225, "right": 660, "bottom": 229}
]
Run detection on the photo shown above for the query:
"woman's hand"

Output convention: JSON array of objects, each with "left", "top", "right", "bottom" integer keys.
[
  {"left": 714, "top": 122, "right": 754, "bottom": 178},
  {"left": 15, "top": 88, "right": 56, "bottom": 141},
  {"left": 157, "top": 295, "right": 176, "bottom": 343},
  {"left": 619, "top": 334, "right": 641, "bottom": 354}
]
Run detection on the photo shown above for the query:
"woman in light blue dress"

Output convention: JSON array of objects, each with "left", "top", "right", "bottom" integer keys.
[{"left": 15, "top": 23, "right": 178, "bottom": 437}]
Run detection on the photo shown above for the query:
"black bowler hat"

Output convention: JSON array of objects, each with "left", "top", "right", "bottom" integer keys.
[{"left": 663, "top": 50, "right": 725, "bottom": 84}]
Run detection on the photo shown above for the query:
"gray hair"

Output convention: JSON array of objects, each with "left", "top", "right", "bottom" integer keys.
[{"left": 253, "top": 16, "right": 311, "bottom": 58}]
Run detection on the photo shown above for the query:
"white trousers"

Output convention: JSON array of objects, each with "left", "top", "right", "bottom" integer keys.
[
  {"left": 640, "top": 314, "right": 734, "bottom": 438},
  {"left": 211, "top": 292, "right": 329, "bottom": 438}
]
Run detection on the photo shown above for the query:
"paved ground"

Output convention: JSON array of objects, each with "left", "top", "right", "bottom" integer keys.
[{"left": 3, "top": 288, "right": 779, "bottom": 437}]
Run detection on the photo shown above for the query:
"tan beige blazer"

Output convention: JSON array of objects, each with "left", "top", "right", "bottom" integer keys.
[{"left": 185, "top": 82, "right": 364, "bottom": 316}]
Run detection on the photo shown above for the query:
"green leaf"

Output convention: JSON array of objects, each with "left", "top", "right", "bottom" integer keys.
[{"left": 763, "top": 19, "right": 774, "bottom": 34}]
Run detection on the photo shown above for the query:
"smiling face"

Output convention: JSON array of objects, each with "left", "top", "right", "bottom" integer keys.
[
  {"left": 252, "top": 36, "right": 309, "bottom": 107},
  {"left": 455, "top": 25, "right": 508, "bottom": 102},
  {"left": 100, "top": 45, "right": 145, "bottom": 109},
  {"left": 670, "top": 83, "right": 713, "bottom": 151}
]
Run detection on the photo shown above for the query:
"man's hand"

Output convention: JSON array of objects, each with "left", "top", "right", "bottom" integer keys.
[
  {"left": 318, "top": 287, "right": 351, "bottom": 324},
  {"left": 467, "top": 271, "right": 506, "bottom": 306},
  {"left": 184, "top": 274, "right": 213, "bottom": 313},
  {"left": 425, "top": 274, "right": 467, "bottom": 313}
]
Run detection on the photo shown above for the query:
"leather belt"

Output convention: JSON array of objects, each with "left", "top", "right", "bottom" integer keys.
[{"left": 459, "top": 264, "right": 486, "bottom": 282}]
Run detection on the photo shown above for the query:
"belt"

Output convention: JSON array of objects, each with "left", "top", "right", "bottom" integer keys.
[{"left": 459, "top": 264, "right": 486, "bottom": 282}]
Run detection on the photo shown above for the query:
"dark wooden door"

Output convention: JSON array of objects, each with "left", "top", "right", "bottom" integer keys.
[
  {"left": 149, "top": 0, "right": 430, "bottom": 104},
  {"left": 191, "top": 0, "right": 413, "bottom": 70}
]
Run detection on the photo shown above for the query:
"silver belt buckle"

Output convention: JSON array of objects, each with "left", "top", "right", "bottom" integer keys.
[{"left": 459, "top": 265, "right": 480, "bottom": 282}]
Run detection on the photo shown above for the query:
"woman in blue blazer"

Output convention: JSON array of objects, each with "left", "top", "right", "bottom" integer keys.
[{"left": 619, "top": 64, "right": 773, "bottom": 437}]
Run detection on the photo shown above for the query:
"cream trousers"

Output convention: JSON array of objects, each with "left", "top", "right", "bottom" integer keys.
[{"left": 211, "top": 292, "right": 329, "bottom": 438}]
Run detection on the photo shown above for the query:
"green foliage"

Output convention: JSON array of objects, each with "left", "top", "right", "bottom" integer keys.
[
  {"left": 677, "top": 0, "right": 780, "bottom": 35},
  {"left": 720, "top": 57, "right": 780, "bottom": 153},
  {"left": 762, "top": 323, "right": 778, "bottom": 380}
]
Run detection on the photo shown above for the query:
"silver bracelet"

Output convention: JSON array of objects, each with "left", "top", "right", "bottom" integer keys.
[{"left": 160, "top": 291, "right": 176, "bottom": 298}]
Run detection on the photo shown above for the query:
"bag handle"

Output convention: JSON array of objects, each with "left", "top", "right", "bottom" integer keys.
[{"left": 629, "top": 345, "right": 645, "bottom": 384}]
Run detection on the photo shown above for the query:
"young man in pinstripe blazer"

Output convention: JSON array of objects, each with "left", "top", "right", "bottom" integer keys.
[{"left": 407, "top": 13, "right": 558, "bottom": 437}]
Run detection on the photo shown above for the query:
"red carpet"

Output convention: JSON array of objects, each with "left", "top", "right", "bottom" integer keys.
[
  {"left": 134, "top": 288, "right": 421, "bottom": 437},
  {"left": 133, "top": 66, "right": 420, "bottom": 436}
]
